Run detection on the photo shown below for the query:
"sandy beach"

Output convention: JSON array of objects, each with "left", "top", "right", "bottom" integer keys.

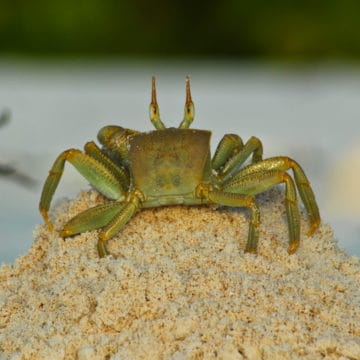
[{"left": 0, "top": 187, "right": 359, "bottom": 359}]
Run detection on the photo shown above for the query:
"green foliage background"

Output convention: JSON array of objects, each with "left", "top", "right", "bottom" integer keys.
[{"left": 1, "top": 0, "right": 360, "bottom": 59}]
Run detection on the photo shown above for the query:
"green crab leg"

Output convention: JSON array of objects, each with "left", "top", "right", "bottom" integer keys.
[
  {"left": 211, "top": 134, "right": 244, "bottom": 171},
  {"left": 227, "top": 156, "right": 320, "bottom": 236},
  {"left": 149, "top": 76, "right": 166, "bottom": 130},
  {"left": 61, "top": 201, "right": 125, "bottom": 238},
  {"left": 196, "top": 184, "right": 260, "bottom": 253},
  {"left": 84, "top": 141, "right": 130, "bottom": 189},
  {"left": 219, "top": 136, "right": 263, "bottom": 182},
  {"left": 223, "top": 170, "right": 300, "bottom": 254},
  {"left": 179, "top": 76, "right": 195, "bottom": 129},
  {"left": 39, "top": 149, "right": 125, "bottom": 230},
  {"left": 98, "top": 191, "right": 143, "bottom": 257}
]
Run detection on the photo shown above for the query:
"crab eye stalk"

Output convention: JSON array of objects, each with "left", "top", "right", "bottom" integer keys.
[
  {"left": 149, "top": 76, "right": 166, "bottom": 130},
  {"left": 179, "top": 75, "right": 195, "bottom": 129}
]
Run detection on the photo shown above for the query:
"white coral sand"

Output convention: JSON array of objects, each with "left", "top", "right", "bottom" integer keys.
[{"left": 0, "top": 188, "right": 359, "bottom": 359}]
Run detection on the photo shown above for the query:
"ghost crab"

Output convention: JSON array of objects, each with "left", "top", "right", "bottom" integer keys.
[{"left": 39, "top": 77, "right": 320, "bottom": 257}]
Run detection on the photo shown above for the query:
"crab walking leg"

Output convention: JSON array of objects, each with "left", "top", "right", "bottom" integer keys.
[
  {"left": 97, "top": 191, "right": 143, "bottom": 257},
  {"left": 224, "top": 170, "right": 300, "bottom": 253},
  {"left": 219, "top": 136, "right": 263, "bottom": 182},
  {"left": 196, "top": 185, "right": 260, "bottom": 253},
  {"left": 211, "top": 134, "right": 244, "bottom": 171},
  {"left": 227, "top": 156, "right": 320, "bottom": 236},
  {"left": 61, "top": 201, "right": 126, "bottom": 238},
  {"left": 39, "top": 149, "right": 125, "bottom": 230},
  {"left": 84, "top": 141, "right": 130, "bottom": 188}
]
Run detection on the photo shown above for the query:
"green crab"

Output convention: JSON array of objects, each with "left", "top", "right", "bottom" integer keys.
[{"left": 39, "top": 77, "right": 320, "bottom": 257}]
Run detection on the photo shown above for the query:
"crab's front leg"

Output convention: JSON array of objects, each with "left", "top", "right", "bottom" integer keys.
[
  {"left": 61, "top": 201, "right": 126, "bottom": 238},
  {"left": 223, "top": 170, "right": 300, "bottom": 253},
  {"left": 227, "top": 156, "right": 320, "bottom": 236},
  {"left": 97, "top": 189, "right": 144, "bottom": 257},
  {"left": 39, "top": 148, "right": 126, "bottom": 230},
  {"left": 196, "top": 184, "right": 260, "bottom": 253}
]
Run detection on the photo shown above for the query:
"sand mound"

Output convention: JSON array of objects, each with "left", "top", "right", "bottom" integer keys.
[{"left": 1, "top": 188, "right": 359, "bottom": 359}]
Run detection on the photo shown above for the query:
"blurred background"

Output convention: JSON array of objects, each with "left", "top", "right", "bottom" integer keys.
[{"left": 0, "top": 0, "right": 359, "bottom": 263}]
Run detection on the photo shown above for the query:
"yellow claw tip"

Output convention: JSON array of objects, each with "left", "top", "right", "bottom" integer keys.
[
  {"left": 244, "top": 248, "right": 257, "bottom": 254},
  {"left": 60, "top": 228, "right": 71, "bottom": 238},
  {"left": 97, "top": 240, "right": 109, "bottom": 258},
  {"left": 40, "top": 209, "right": 54, "bottom": 231},
  {"left": 288, "top": 241, "right": 300, "bottom": 254},
  {"left": 307, "top": 220, "right": 320, "bottom": 237}
]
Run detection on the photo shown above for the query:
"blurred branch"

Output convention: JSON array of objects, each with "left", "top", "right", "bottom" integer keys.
[
  {"left": 0, "top": 109, "right": 11, "bottom": 128},
  {"left": 0, "top": 109, "right": 39, "bottom": 189},
  {"left": 0, "top": 162, "right": 38, "bottom": 189}
]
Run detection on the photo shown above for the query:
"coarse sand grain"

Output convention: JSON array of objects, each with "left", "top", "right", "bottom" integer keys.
[{"left": 0, "top": 187, "right": 359, "bottom": 359}]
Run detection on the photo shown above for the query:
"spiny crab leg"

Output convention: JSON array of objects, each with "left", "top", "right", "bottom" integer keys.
[
  {"left": 84, "top": 141, "right": 130, "bottom": 188},
  {"left": 219, "top": 136, "right": 263, "bottom": 181},
  {"left": 149, "top": 76, "right": 166, "bottom": 130},
  {"left": 61, "top": 202, "right": 125, "bottom": 238},
  {"left": 225, "top": 156, "right": 320, "bottom": 237},
  {"left": 211, "top": 134, "right": 244, "bottom": 171},
  {"left": 39, "top": 149, "right": 125, "bottom": 230},
  {"left": 98, "top": 190, "right": 143, "bottom": 257},
  {"left": 224, "top": 170, "right": 300, "bottom": 253},
  {"left": 196, "top": 183, "right": 260, "bottom": 253}
]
